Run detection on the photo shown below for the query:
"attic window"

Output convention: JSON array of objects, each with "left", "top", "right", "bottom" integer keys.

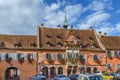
[
  {"left": 0, "top": 41, "right": 5, "bottom": 47},
  {"left": 30, "top": 42, "right": 37, "bottom": 47},
  {"left": 14, "top": 42, "right": 22, "bottom": 47},
  {"left": 56, "top": 42, "right": 62, "bottom": 47},
  {"left": 46, "top": 41, "right": 52, "bottom": 47},
  {"left": 88, "top": 37, "right": 93, "bottom": 40},
  {"left": 91, "top": 43, "right": 97, "bottom": 48},
  {"left": 76, "top": 36, "right": 81, "bottom": 39},
  {"left": 79, "top": 43, "right": 83, "bottom": 48},
  {"left": 56, "top": 35, "right": 62, "bottom": 39},
  {"left": 46, "top": 35, "right": 52, "bottom": 38}
]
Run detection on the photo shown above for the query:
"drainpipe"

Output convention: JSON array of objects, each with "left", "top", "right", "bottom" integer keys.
[
  {"left": 36, "top": 49, "right": 39, "bottom": 75},
  {"left": 105, "top": 50, "right": 107, "bottom": 72}
]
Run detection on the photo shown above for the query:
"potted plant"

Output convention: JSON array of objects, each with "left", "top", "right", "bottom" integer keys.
[
  {"left": 18, "top": 53, "right": 24, "bottom": 64},
  {"left": 47, "top": 58, "right": 53, "bottom": 64},
  {"left": 5, "top": 54, "right": 12, "bottom": 63},
  {"left": 79, "top": 55, "right": 86, "bottom": 64},
  {"left": 68, "top": 58, "right": 78, "bottom": 64},
  {"left": 28, "top": 54, "right": 34, "bottom": 64}
]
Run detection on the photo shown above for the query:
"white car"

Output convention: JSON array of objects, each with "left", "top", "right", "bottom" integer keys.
[{"left": 78, "top": 74, "right": 103, "bottom": 80}]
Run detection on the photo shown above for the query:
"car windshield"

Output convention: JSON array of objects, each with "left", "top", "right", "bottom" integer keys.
[
  {"left": 89, "top": 76, "right": 103, "bottom": 80},
  {"left": 74, "top": 74, "right": 79, "bottom": 77},
  {"left": 57, "top": 75, "right": 66, "bottom": 77}
]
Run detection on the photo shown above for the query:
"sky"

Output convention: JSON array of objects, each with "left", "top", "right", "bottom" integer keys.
[{"left": 0, "top": 0, "right": 120, "bottom": 36}]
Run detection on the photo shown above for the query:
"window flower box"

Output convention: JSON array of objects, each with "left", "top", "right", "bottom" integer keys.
[
  {"left": 5, "top": 54, "right": 12, "bottom": 63},
  {"left": 28, "top": 54, "right": 35, "bottom": 64}
]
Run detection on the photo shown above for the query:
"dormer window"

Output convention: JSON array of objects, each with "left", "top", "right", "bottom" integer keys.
[
  {"left": 76, "top": 36, "right": 81, "bottom": 39},
  {"left": 46, "top": 35, "right": 52, "bottom": 38},
  {"left": 30, "top": 42, "right": 37, "bottom": 47},
  {"left": 14, "top": 42, "right": 22, "bottom": 47},
  {"left": 91, "top": 43, "right": 97, "bottom": 48},
  {"left": 56, "top": 35, "right": 62, "bottom": 39},
  {"left": 79, "top": 43, "right": 83, "bottom": 48},
  {"left": 88, "top": 37, "right": 93, "bottom": 40},
  {"left": 46, "top": 41, "right": 52, "bottom": 47},
  {"left": 0, "top": 41, "right": 5, "bottom": 47},
  {"left": 56, "top": 42, "right": 62, "bottom": 47}
]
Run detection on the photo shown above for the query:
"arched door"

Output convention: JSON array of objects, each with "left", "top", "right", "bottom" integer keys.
[
  {"left": 86, "top": 67, "right": 91, "bottom": 73},
  {"left": 5, "top": 67, "right": 20, "bottom": 80},
  {"left": 58, "top": 67, "right": 63, "bottom": 74},
  {"left": 80, "top": 67, "right": 85, "bottom": 74},
  {"left": 93, "top": 67, "right": 98, "bottom": 73},
  {"left": 67, "top": 66, "right": 72, "bottom": 76},
  {"left": 73, "top": 66, "right": 77, "bottom": 74},
  {"left": 50, "top": 67, "right": 56, "bottom": 78},
  {"left": 42, "top": 66, "right": 48, "bottom": 77}
]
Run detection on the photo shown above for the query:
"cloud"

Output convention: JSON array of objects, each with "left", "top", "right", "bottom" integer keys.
[
  {"left": 78, "top": 11, "right": 110, "bottom": 29},
  {"left": 0, "top": 0, "right": 115, "bottom": 36},
  {"left": 0, "top": 0, "right": 84, "bottom": 34},
  {"left": 115, "top": 23, "right": 120, "bottom": 32}
]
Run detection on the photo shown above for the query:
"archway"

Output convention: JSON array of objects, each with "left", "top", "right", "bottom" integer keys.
[
  {"left": 80, "top": 67, "right": 85, "bottom": 74},
  {"left": 5, "top": 67, "right": 20, "bottom": 80},
  {"left": 73, "top": 66, "right": 77, "bottom": 74},
  {"left": 86, "top": 67, "right": 91, "bottom": 73},
  {"left": 93, "top": 67, "right": 98, "bottom": 73},
  {"left": 58, "top": 67, "right": 63, "bottom": 74},
  {"left": 67, "top": 66, "right": 72, "bottom": 76},
  {"left": 50, "top": 67, "right": 56, "bottom": 78},
  {"left": 42, "top": 66, "right": 48, "bottom": 77}
]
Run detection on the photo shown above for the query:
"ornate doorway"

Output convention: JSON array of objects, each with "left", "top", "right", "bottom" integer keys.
[
  {"left": 5, "top": 67, "right": 20, "bottom": 80},
  {"left": 58, "top": 67, "right": 63, "bottom": 74},
  {"left": 93, "top": 67, "right": 98, "bottom": 73},
  {"left": 42, "top": 66, "right": 48, "bottom": 77},
  {"left": 50, "top": 67, "right": 56, "bottom": 78}
]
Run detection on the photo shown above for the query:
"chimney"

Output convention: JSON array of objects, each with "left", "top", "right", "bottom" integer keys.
[
  {"left": 40, "top": 23, "right": 44, "bottom": 28},
  {"left": 89, "top": 26, "right": 93, "bottom": 31},
  {"left": 104, "top": 32, "right": 107, "bottom": 36},
  {"left": 57, "top": 24, "right": 61, "bottom": 29},
  {"left": 70, "top": 25, "right": 74, "bottom": 29},
  {"left": 99, "top": 31, "right": 102, "bottom": 37}
]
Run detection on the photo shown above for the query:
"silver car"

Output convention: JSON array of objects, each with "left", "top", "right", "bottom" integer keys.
[
  {"left": 30, "top": 74, "right": 47, "bottom": 80},
  {"left": 78, "top": 74, "right": 103, "bottom": 80},
  {"left": 54, "top": 74, "right": 70, "bottom": 80}
]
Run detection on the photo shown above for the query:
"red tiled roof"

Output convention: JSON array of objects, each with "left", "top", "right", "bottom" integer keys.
[
  {"left": 39, "top": 27, "right": 101, "bottom": 50},
  {"left": 0, "top": 34, "right": 37, "bottom": 49},
  {"left": 102, "top": 36, "right": 120, "bottom": 49}
]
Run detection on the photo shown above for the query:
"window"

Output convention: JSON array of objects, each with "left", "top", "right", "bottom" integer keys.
[
  {"left": 0, "top": 41, "right": 5, "bottom": 47},
  {"left": 106, "top": 64, "right": 112, "bottom": 69},
  {"left": 92, "top": 55, "right": 101, "bottom": 61},
  {"left": 30, "top": 42, "right": 37, "bottom": 47},
  {"left": 46, "top": 41, "right": 52, "bottom": 47},
  {"left": 106, "top": 50, "right": 114, "bottom": 58},
  {"left": 46, "top": 53, "right": 52, "bottom": 60},
  {"left": 57, "top": 54, "right": 65, "bottom": 60},
  {"left": 68, "top": 53, "right": 77, "bottom": 59},
  {"left": 56, "top": 42, "right": 62, "bottom": 47},
  {"left": 14, "top": 42, "right": 22, "bottom": 47},
  {"left": 117, "top": 64, "right": 120, "bottom": 70}
]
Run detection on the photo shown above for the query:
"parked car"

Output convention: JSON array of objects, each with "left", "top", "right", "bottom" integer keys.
[
  {"left": 54, "top": 74, "right": 70, "bottom": 80},
  {"left": 112, "top": 75, "right": 120, "bottom": 80},
  {"left": 109, "top": 72, "right": 117, "bottom": 77},
  {"left": 30, "top": 74, "right": 47, "bottom": 80},
  {"left": 69, "top": 74, "right": 79, "bottom": 80},
  {"left": 101, "top": 73, "right": 113, "bottom": 80},
  {"left": 78, "top": 74, "right": 104, "bottom": 80}
]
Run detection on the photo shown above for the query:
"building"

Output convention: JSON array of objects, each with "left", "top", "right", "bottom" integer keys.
[{"left": 0, "top": 23, "right": 120, "bottom": 79}]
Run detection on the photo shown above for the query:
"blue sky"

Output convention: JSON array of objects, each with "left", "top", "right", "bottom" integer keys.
[{"left": 0, "top": 0, "right": 120, "bottom": 36}]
